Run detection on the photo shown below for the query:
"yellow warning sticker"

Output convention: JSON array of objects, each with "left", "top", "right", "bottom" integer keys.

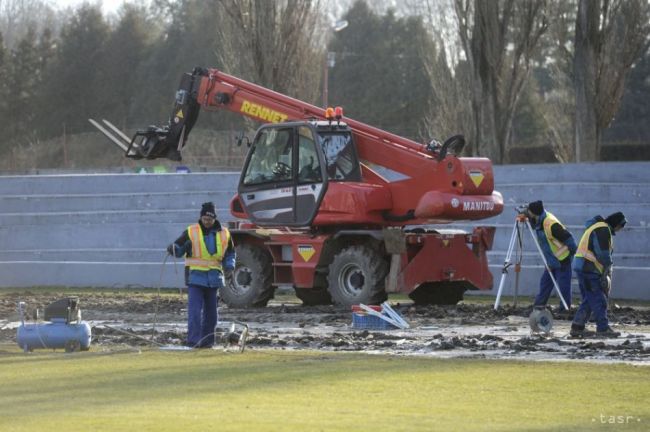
[
  {"left": 297, "top": 245, "right": 316, "bottom": 262},
  {"left": 176, "top": 109, "right": 184, "bottom": 119},
  {"left": 469, "top": 170, "right": 484, "bottom": 188}
]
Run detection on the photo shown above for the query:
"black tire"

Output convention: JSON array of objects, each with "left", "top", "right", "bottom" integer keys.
[
  {"left": 409, "top": 282, "right": 466, "bottom": 305},
  {"left": 220, "top": 244, "right": 274, "bottom": 308},
  {"left": 327, "top": 245, "right": 388, "bottom": 306},
  {"left": 294, "top": 287, "right": 332, "bottom": 306}
]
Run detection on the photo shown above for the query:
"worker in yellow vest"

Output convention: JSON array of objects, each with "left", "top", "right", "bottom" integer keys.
[
  {"left": 527, "top": 201, "right": 577, "bottom": 312},
  {"left": 570, "top": 212, "right": 627, "bottom": 338},
  {"left": 167, "top": 202, "right": 236, "bottom": 348}
]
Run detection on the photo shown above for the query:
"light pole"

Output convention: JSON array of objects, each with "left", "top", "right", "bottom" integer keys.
[{"left": 322, "top": 20, "right": 348, "bottom": 108}]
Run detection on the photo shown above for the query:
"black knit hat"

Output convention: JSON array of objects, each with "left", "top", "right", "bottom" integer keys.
[
  {"left": 200, "top": 202, "right": 216, "bottom": 218},
  {"left": 528, "top": 200, "right": 544, "bottom": 216},
  {"left": 605, "top": 211, "right": 627, "bottom": 229}
]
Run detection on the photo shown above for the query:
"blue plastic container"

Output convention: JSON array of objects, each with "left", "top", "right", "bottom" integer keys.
[
  {"left": 351, "top": 305, "right": 396, "bottom": 330},
  {"left": 17, "top": 318, "right": 92, "bottom": 352}
]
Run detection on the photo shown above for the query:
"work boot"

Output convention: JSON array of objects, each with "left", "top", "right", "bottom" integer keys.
[
  {"left": 569, "top": 324, "right": 585, "bottom": 338},
  {"left": 596, "top": 327, "right": 621, "bottom": 338}
]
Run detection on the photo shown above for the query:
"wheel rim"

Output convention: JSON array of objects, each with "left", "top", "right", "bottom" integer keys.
[
  {"left": 337, "top": 262, "right": 365, "bottom": 299},
  {"left": 231, "top": 266, "right": 253, "bottom": 297}
]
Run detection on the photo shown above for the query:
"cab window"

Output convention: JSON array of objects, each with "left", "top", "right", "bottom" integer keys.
[
  {"left": 297, "top": 126, "right": 322, "bottom": 183},
  {"left": 243, "top": 128, "right": 293, "bottom": 185},
  {"left": 318, "top": 131, "right": 360, "bottom": 181}
]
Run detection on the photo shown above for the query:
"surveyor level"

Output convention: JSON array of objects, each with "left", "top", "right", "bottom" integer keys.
[{"left": 494, "top": 212, "right": 569, "bottom": 310}]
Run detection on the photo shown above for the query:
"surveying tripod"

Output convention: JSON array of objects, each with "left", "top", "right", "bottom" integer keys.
[{"left": 493, "top": 210, "right": 569, "bottom": 310}]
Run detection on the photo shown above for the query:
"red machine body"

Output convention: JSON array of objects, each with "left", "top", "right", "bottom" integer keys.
[
  {"left": 192, "top": 69, "right": 502, "bottom": 226},
  {"left": 94, "top": 67, "right": 503, "bottom": 306}
]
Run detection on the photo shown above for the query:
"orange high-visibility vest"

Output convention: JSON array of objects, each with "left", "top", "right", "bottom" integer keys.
[
  {"left": 184, "top": 224, "right": 230, "bottom": 271},
  {"left": 542, "top": 212, "right": 570, "bottom": 261},
  {"left": 575, "top": 221, "right": 612, "bottom": 274}
]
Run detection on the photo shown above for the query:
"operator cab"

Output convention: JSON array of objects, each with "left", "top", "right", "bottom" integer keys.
[{"left": 237, "top": 120, "right": 361, "bottom": 226}]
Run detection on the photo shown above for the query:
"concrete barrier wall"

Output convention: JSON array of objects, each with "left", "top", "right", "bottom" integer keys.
[
  {"left": 464, "top": 162, "right": 650, "bottom": 300},
  {"left": 1, "top": 162, "right": 649, "bottom": 299},
  {"left": 0, "top": 172, "right": 238, "bottom": 289}
]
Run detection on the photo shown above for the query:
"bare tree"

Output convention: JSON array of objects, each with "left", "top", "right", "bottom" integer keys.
[
  {"left": 0, "top": 0, "right": 56, "bottom": 49},
  {"left": 541, "top": 81, "right": 574, "bottom": 163},
  {"left": 454, "top": 0, "right": 548, "bottom": 163},
  {"left": 535, "top": 0, "right": 576, "bottom": 162},
  {"left": 214, "top": 0, "right": 323, "bottom": 104},
  {"left": 412, "top": 0, "right": 474, "bottom": 148},
  {"left": 574, "top": 0, "right": 650, "bottom": 161}
]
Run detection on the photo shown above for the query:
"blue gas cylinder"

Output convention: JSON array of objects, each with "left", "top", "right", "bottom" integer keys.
[{"left": 17, "top": 318, "right": 92, "bottom": 352}]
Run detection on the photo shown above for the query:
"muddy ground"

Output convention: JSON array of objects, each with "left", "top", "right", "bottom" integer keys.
[{"left": 1, "top": 291, "right": 649, "bottom": 365}]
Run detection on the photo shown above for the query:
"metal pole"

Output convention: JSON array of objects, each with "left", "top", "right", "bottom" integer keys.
[
  {"left": 514, "top": 263, "right": 520, "bottom": 307},
  {"left": 322, "top": 53, "right": 329, "bottom": 108},
  {"left": 608, "top": 265, "right": 614, "bottom": 310},
  {"left": 524, "top": 219, "right": 569, "bottom": 310},
  {"left": 513, "top": 222, "right": 523, "bottom": 307},
  {"left": 494, "top": 220, "right": 520, "bottom": 310}
]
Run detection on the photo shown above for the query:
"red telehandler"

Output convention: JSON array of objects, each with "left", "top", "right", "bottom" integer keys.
[{"left": 91, "top": 67, "right": 503, "bottom": 307}]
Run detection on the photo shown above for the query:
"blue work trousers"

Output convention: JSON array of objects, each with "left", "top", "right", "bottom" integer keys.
[
  {"left": 187, "top": 284, "right": 218, "bottom": 347},
  {"left": 534, "top": 263, "right": 573, "bottom": 309},
  {"left": 572, "top": 271, "right": 609, "bottom": 332}
]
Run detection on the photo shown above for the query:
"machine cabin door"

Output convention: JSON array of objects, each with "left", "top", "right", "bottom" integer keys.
[{"left": 238, "top": 124, "right": 327, "bottom": 227}]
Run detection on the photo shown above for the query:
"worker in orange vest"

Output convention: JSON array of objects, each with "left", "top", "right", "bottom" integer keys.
[{"left": 168, "top": 202, "right": 236, "bottom": 348}]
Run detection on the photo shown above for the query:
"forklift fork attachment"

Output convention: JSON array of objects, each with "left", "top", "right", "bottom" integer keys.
[
  {"left": 88, "top": 118, "right": 132, "bottom": 154},
  {"left": 101, "top": 119, "right": 135, "bottom": 148},
  {"left": 89, "top": 119, "right": 180, "bottom": 161}
]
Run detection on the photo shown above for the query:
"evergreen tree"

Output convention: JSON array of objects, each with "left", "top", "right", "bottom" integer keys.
[
  {"left": 36, "top": 28, "right": 55, "bottom": 75},
  {"left": 38, "top": 4, "right": 109, "bottom": 138},
  {"left": 0, "top": 31, "right": 7, "bottom": 154},
  {"left": 0, "top": 31, "right": 5, "bottom": 72},
  {"left": 5, "top": 27, "right": 40, "bottom": 146},
  {"left": 0, "top": 26, "right": 56, "bottom": 159},
  {"left": 131, "top": 0, "right": 226, "bottom": 129},
  {"left": 97, "top": 4, "right": 152, "bottom": 128}
]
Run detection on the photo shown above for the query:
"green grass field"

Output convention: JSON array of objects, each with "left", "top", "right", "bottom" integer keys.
[{"left": 0, "top": 347, "right": 647, "bottom": 432}]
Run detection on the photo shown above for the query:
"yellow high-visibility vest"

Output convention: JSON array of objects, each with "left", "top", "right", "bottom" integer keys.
[
  {"left": 542, "top": 212, "right": 570, "bottom": 261},
  {"left": 575, "top": 221, "right": 612, "bottom": 274},
  {"left": 184, "top": 224, "right": 230, "bottom": 271}
]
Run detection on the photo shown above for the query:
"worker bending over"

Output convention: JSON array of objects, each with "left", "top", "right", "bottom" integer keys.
[
  {"left": 570, "top": 212, "right": 627, "bottom": 338},
  {"left": 527, "top": 201, "right": 577, "bottom": 312},
  {"left": 168, "top": 202, "right": 236, "bottom": 348}
]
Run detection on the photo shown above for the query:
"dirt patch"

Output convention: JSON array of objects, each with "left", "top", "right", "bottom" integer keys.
[{"left": 1, "top": 291, "right": 649, "bottom": 364}]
